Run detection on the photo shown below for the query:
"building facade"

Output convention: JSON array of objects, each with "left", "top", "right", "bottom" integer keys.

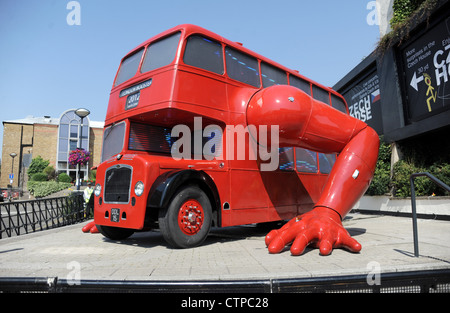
[{"left": 1, "top": 109, "right": 104, "bottom": 189}]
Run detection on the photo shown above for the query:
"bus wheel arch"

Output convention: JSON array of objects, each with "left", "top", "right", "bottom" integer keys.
[{"left": 147, "top": 170, "right": 221, "bottom": 246}]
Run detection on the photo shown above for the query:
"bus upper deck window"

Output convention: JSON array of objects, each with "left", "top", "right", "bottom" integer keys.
[
  {"left": 225, "top": 47, "right": 260, "bottom": 88},
  {"left": 290, "top": 76, "right": 311, "bottom": 96},
  {"left": 114, "top": 49, "right": 144, "bottom": 87},
  {"left": 312, "top": 85, "right": 330, "bottom": 105},
  {"left": 183, "top": 35, "right": 224, "bottom": 75},
  {"left": 261, "top": 62, "right": 287, "bottom": 88},
  {"left": 330, "top": 94, "right": 348, "bottom": 113},
  {"left": 141, "top": 32, "right": 181, "bottom": 73}
]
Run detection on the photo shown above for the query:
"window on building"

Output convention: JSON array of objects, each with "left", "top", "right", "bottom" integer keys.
[
  {"left": 183, "top": 35, "right": 224, "bottom": 75},
  {"left": 57, "top": 109, "right": 90, "bottom": 182}
]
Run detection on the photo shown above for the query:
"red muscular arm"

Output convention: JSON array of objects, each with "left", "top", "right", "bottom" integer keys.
[{"left": 247, "top": 85, "right": 379, "bottom": 255}]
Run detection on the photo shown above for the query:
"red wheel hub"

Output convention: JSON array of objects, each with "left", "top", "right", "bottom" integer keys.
[{"left": 178, "top": 199, "right": 204, "bottom": 236}]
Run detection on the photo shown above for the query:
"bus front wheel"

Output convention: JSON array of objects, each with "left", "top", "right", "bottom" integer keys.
[{"left": 159, "top": 185, "right": 212, "bottom": 249}]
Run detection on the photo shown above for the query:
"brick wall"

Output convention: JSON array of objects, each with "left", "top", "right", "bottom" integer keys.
[{"left": 0, "top": 123, "right": 34, "bottom": 188}]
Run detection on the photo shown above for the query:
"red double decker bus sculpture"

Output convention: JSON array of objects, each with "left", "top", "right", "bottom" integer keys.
[{"left": 89, "top": 24, "right": 379, "bottom": 256}]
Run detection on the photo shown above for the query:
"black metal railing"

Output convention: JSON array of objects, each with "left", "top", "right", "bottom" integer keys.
[
  {"left": 0, "top": 192, "right": 89, "bottom": 239},
  {"left": 0, "top": 269, "right": 449, "bottom": 293},
  {"left": 410, "top": 172, "right": 450, "bottom": 257}
]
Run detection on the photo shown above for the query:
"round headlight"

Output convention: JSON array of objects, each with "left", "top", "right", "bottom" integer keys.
[
  {"left": 134, "top": 181, "right": 145, "bottom": 197},
  {"left": 94, "top": 184, "right": 102, "bottom": 197}
]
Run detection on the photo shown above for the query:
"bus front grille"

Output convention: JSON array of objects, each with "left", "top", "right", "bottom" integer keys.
[{"left": 104, "top": 165, "right": 132, "bottom": 203}]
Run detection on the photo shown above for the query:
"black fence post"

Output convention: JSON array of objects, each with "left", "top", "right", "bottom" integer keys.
[{"left": 410, "top": 172, "right": 450, "bottom": 257}]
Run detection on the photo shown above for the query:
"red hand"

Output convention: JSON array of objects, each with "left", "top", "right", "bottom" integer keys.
[{"left": 265, "top": 207, "right": 361, "bottom": 256}]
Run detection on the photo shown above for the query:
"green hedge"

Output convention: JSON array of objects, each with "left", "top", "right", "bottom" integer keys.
[
  {"left": 27, "top": 181, "right": 73, "bottom": 198},
  {"left": 30, "top": 172, "right": 48, "bottom": 182},
  {"left": 366, "top": 138, "right": 450, "bottom": 197},
  {"left": 367, "top": 139, "right": 392, "bottom": 196},
  {"left": 58, "top": 172, "right": 72, "bottom": 183},
  {"left": 392, "top": 161, "right": 450, "bottom": 197}
]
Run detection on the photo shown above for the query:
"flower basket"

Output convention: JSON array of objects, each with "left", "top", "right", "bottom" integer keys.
[{"left": 68, "top": 148, "right": 91, "bottom": 166}]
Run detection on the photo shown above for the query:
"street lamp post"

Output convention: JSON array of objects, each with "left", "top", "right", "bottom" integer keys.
[
  {"left": 9, "top": 152, "right": 17, "bottom": 201},
  {"left": 75, "top": 108, "right": 90, "bottom": 191}
]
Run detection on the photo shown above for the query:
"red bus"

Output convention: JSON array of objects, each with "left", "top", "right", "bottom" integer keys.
[{"left": 93, "top": 24, "right": 378, "bottom": 251}]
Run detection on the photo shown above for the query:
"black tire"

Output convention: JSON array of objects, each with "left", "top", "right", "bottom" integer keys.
[
  {"left": 158, "top": 185, "right": 212, "bottom": 248},
  {"left": 97, "top": 225, "right": 135, "bottom": 240}
]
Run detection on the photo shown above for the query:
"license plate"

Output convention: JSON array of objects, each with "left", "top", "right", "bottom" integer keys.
[
  {"left": 111, "top": 208, "right": 120, "bottom": 223},
  {"left": 125, "top": 91, "right": 140, "bottom": 110}
]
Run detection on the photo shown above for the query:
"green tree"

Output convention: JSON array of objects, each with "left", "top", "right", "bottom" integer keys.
[{"left": 27, "top": 156, "right": 50, "bottom": 179}]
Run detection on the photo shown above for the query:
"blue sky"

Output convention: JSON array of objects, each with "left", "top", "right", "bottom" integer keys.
[{"left": 0, "top": 0, "right": 381, "bottom": 158}]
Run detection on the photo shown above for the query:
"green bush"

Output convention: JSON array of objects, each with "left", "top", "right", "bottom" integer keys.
[
  {"left": 58, "top": 172, "right": 72, "bottom": 183},
  {"left": 27, "top": 156, "right": 50, "bottom": 179},
  {"left": 391, "top": 160, "right": 450, "bottom": 197},
  {"left": 367, "top": 139, "right": 392, "bottom": 196},
  {"left": 43, "top": 165, "right": 56, "bottom": 180},
  {"left": 31, "top": 172, "right": 48, "bottom": 182},
  {"left": 365, "top": 136, "right": 450, "bottom": 197},
  {"left": 27, "top": 181, "right": 72, "bottom": 198},
  {"left": 427, "top": 163, "right": 450, "bottom": 196}
]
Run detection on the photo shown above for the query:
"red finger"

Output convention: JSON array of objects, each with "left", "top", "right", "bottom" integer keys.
[
  {"left": 265, "top": 229, "right": 279, "bottom": 247},
  {"left": 319, "top": 234, "right": 335, "bottom": 256},
  {"left": 290, "top": 228, "right": 316, "bottom": 256},
  {"left": 268, "top": 236, "right": 288, "bottom": 254},
  {"left": 338, "top": 232, "right": 362, "bottom": 253},
  {"left": 268, "top": 226, "right": 300, "bottom": 254}
]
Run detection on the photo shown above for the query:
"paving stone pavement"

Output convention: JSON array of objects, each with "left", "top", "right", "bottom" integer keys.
[{"left": 0, "top": 212, "right": 449, "bottom": 282}]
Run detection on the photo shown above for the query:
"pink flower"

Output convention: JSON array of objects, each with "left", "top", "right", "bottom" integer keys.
[{"left": 68, "top": 148, "right": 91, "bottom": 166}]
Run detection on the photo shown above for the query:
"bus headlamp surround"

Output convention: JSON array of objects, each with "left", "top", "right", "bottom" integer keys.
[
  {"left": 94, "top": 184, "right": 102, "bottom": 197},
  {"left": 134, "top": 181, "right": 145, "bottom": 197}
]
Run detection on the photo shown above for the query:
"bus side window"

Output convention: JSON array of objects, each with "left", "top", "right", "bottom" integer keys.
[
  {"left": 295, "top": 148, "right": 318, "bottom": 173},
  {"left": 319, "top": 153, "right": 336, "bottom": 174},
  {"left": 289, "top": 76, "right": 311, "bottom": 95},
  {"left": 278, "top": 147, "right": 295, "bottom": 171},
  {"left": 261, "top": 63, "right": 287, "bottom": 87},
  {"left": 312, "top": 85, "right": 330, "bottom": 105},
  {"left": 225, "top": 47, "right": 260, "bottom": 88},
  {"left": 183, "top": 35, "right": 224, "bottom": 75},
  {"left": 330, "top": 94, "right": 348, "bottom": 114}
]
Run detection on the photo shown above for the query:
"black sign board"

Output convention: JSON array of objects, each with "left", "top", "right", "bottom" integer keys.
[
  {"left": 341, "top": 67, "right": 383, "bottom": 134},
  {"left": 400, "top": 16, "right": 450, "bottom": 122}
]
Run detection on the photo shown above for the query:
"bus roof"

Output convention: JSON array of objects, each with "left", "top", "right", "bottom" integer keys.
[{"left": 119, "top": 24, "right": 342, "bottom": 99}]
